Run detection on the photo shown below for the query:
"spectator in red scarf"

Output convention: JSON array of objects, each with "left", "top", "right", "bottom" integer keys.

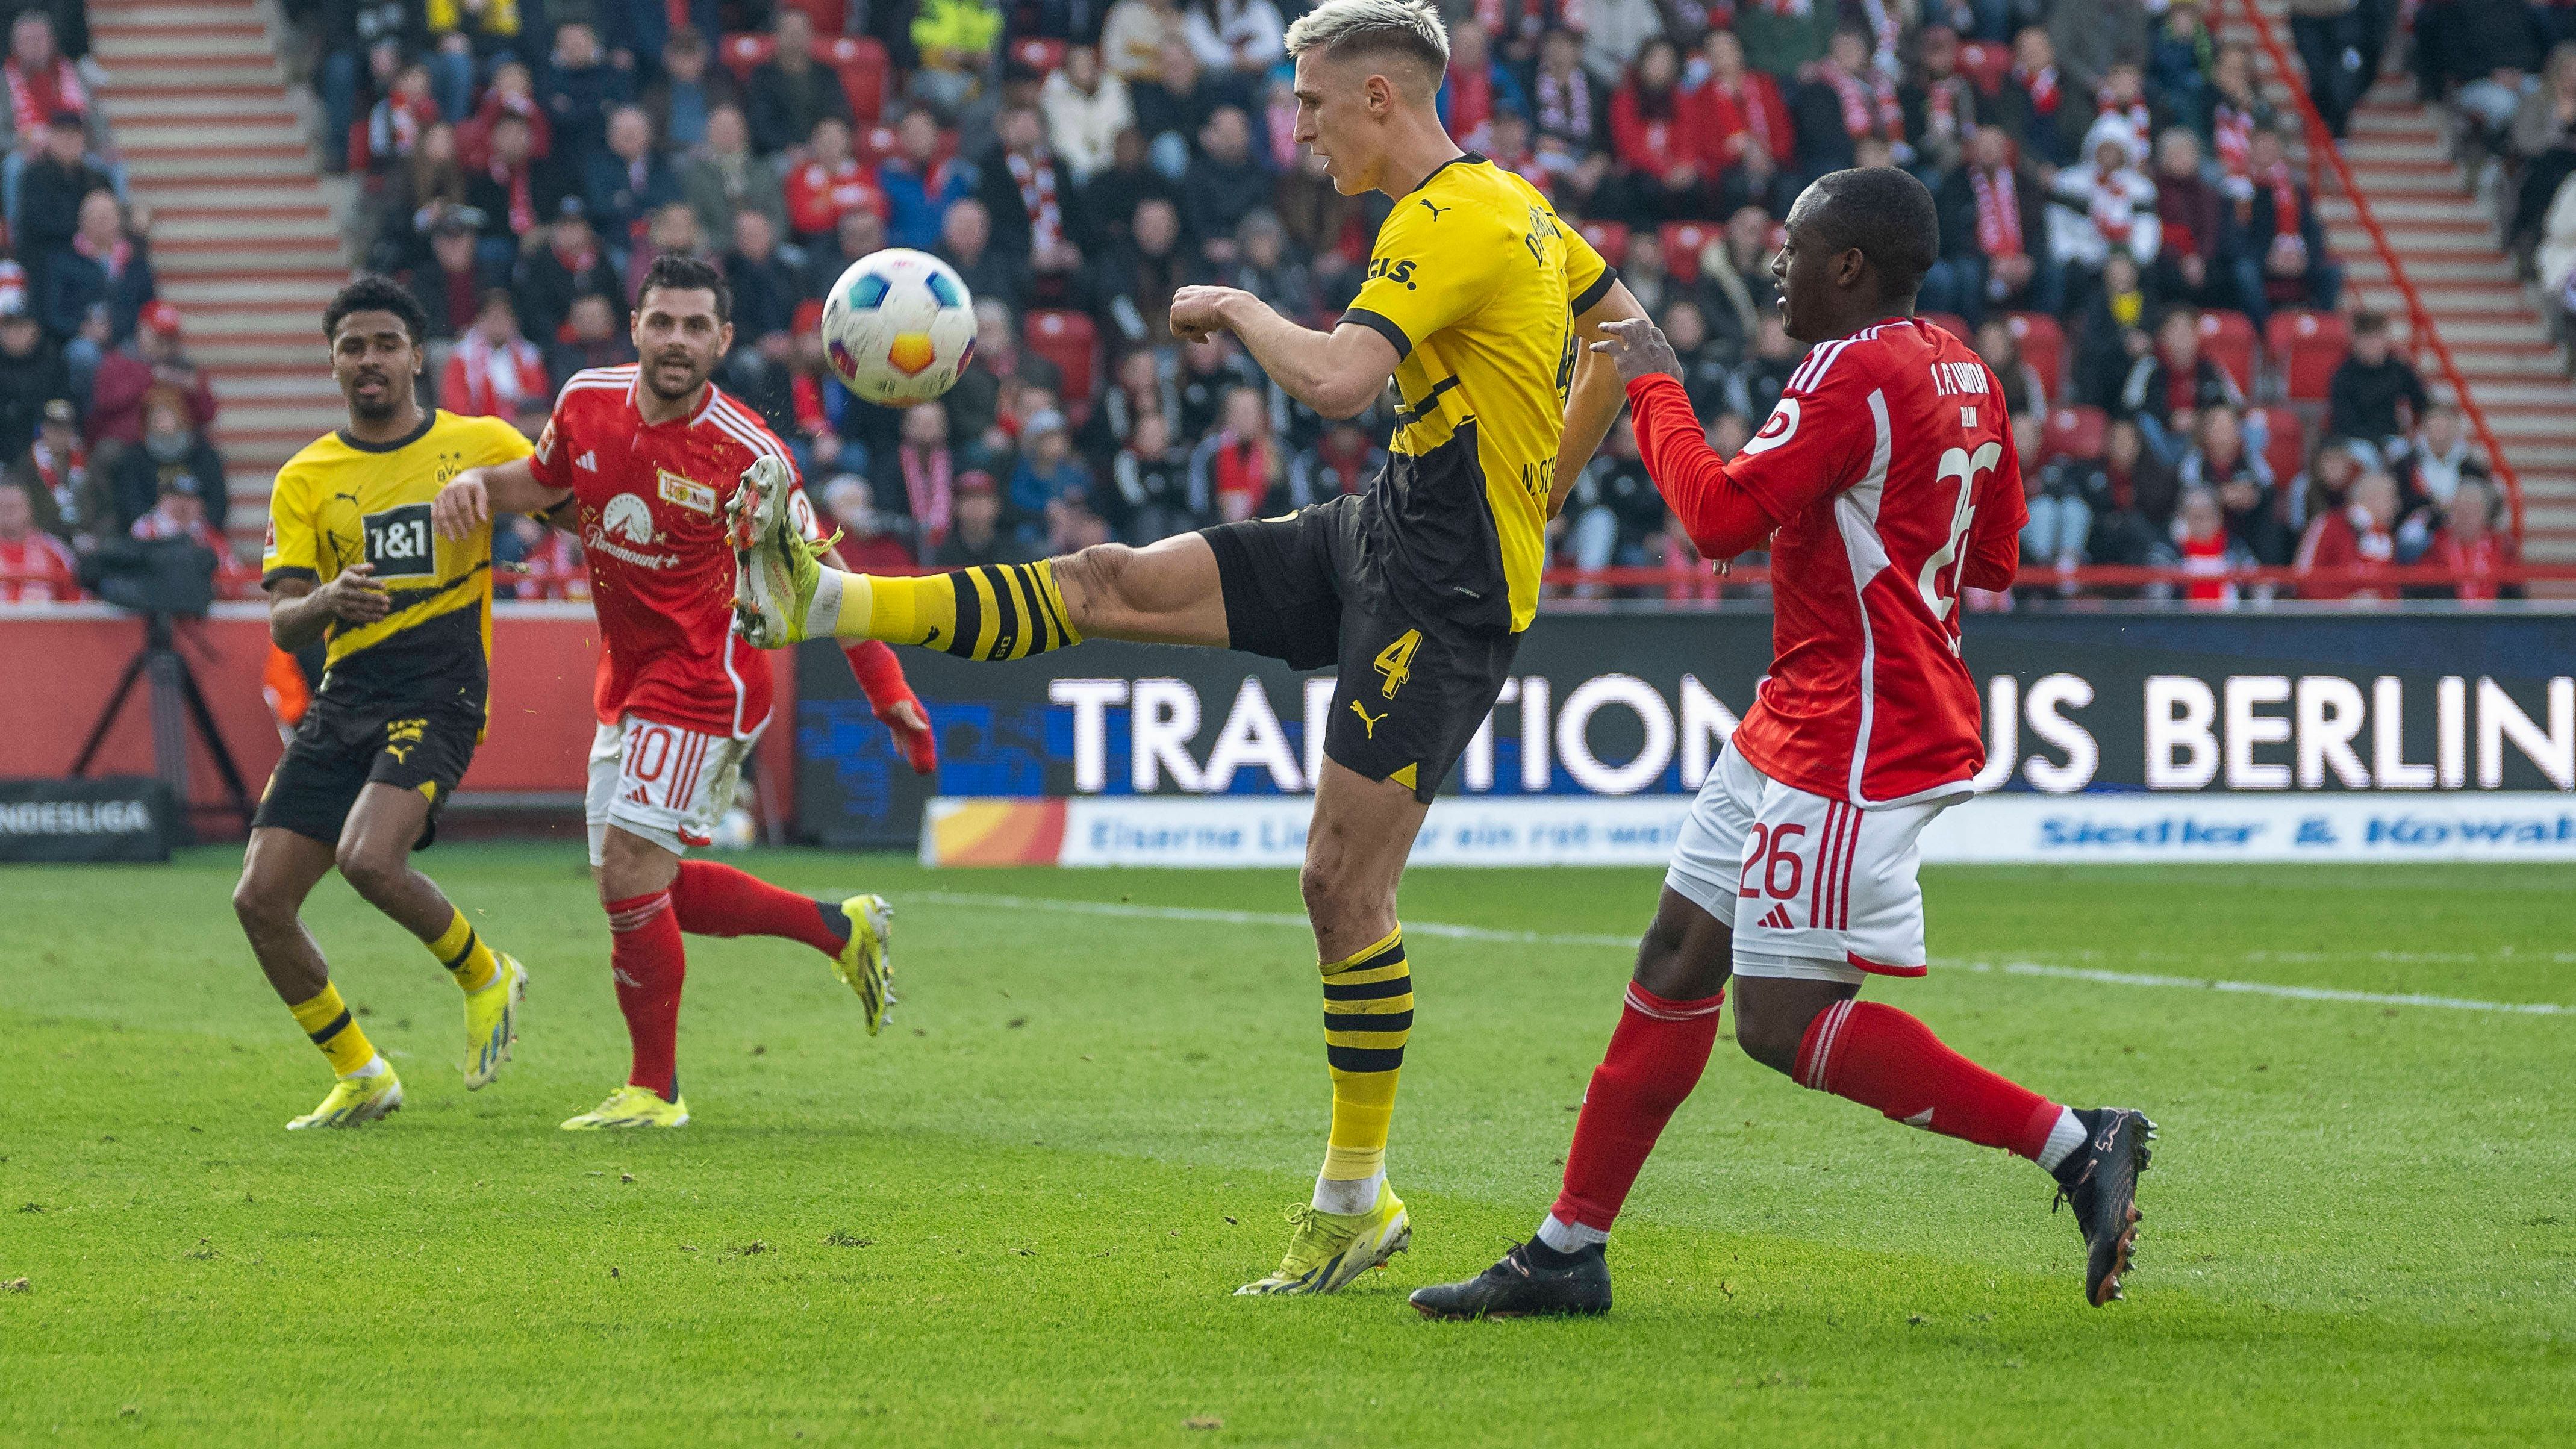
[
  {"left": 2294, "top": 467, "right": 2400, "bottom": 600},
  {"left": 1929, "top": 125, "right": 2058, "bottom": 325},
  {"left": 2120, "top": 308, "right": 2244, "bottom": 463},
  {"left": 822, "top": 475, "right": 922, "bottom": 571},
  {"left": 543, "top": 291, "right": 637, "bottom": 385},
  {"left": 512, "top": 198, "right": 623, "bottom": 345},
  {"left": 44, "top": 190, "right": 155, "bottom": 349},
  {"left": 460, "top": 60, "right": 552, "bottom": 169},
  {"left": 1437, "top": 18, "right": 1526, "bottom": 155},
  {"left": 1686, "top": 29, "right": 1797, "bottom": 219},
  {"left": 1906, "top": 24, "right": 1980, "bottom": 175},
  {"left": 2152, "top": 483, "right": 2259, "bottom": 604},
  {"left": 5, "top": 11, "right": 87, "bottom": 142},
  {"left": 0, "top": 477, "right": 79, "bottom": 599},
  {"left": 2201, "top": 43, "right": 2276, "bottom": 184},
  {"left": 1529, "top": 28, "right": 1611, "bottom": 213},
  {"left": 464, "top": 113, "right": 552, "bottom": 269},
  {"left": 1187, "top": 384, "right": 1280, "bottom": 522},
  {"left": 2221, "top": 125, "right": 2341, "bottom": 328},
  {"left": 1994, "top": 25, "right": 2091, "bottom": 169},
  {"left": 584, "top": 105, "right": 684, "bottom": 252},
  {"left": 1288, "top": 419, "right": 1385, "bottom": 508},
  {"left": 979, "top": 105, "right": 1081, "bottom": 270},
  {"left": 2411, "top": 476, "right": 2518, "bottom": 603},
  {"left": 1792, "top": 29, "right": 1910, "bottom": 177},
  {"left": 2180, "top": 404, "right": 2288, "bottom": 562},
  {"left": 873, "top": 399, "right": 962, "bottom": 550},
  {"left": 1609, "top": 37, "right": 1705, "bottom": 222},
  {"left": 440, "top": 290, "right": 548, "bottom": 419},
  {"left": 361, "top": 59, "right": 443, "bottom": 177}
]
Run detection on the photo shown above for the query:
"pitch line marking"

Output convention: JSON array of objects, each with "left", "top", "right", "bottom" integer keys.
[{"left": 908, "top": 891, "right": 2572, "bottom": 1017}]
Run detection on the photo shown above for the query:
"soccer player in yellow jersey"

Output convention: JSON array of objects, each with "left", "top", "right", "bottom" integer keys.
[
  {"left": 732, "top": 0, "right": 1647, "bottom": 1292},
  {"left": 231, "top": 276, "right": 535, "bottom": 1130}
]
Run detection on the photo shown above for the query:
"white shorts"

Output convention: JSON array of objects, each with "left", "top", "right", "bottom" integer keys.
[
  {"left": 1664, "top": 741, "right": 1955, "bottom": 986},
  {"left": 585, "top": 716, "right": 758, "bottom": 866}
]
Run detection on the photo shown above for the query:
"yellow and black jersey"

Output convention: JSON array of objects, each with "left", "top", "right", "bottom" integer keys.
[
  {"left": 261, "top": 410, "right": 534, "bottom": 715},
  {"left": 1339, "top": 152, "right": 1614, "bottom": 635}
]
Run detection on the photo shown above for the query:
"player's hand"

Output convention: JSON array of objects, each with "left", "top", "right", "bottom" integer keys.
[
  {"left": 316, "top": 563, "right": 391, "bottom": 623},
  {"left": 433, "top": 469, "right": 491, "bottom": 541},
  {"left": 1590, "top": 317, "right": 1683, "bottom": 385},
  {"left": 880, "top": 697, "right": 938, "bottom": 774},
  {"left": 1169, "top": 285, "right": 1246, "bottom": 344}
]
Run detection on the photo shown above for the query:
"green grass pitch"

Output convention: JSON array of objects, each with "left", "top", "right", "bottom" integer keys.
[{"left": 3, "top": 848, "right": 2572, "bottom": 1445}]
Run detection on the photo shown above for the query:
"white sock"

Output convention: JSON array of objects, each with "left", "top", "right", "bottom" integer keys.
[
  {"left": 805, "top": 567, "right": 847, "bottom": 640},
  {"left": 1311, "top": 1168, "right": 1384, "bottom": 1216},
  {"left": 1536, "top": 1213, "right": 1606, "bottom": 1253},
  {"left": 344, "top": 1055, "right": 390, "bottom": 1082},
  {"left": 2035, "top": 1106, "right": 2087, "bottom": 1172}
]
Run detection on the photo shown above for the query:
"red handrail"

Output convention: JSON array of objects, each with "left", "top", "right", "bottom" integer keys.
[
  {"left": 2233, "top": 0, "right": 2527, "bottom": 539},
  {"left": 1542, "top": 563, "right": 2576, "bottom": 590}
]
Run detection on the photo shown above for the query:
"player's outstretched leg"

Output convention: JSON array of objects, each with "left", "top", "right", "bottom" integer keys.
[
  {"left": 232, "top": 828, "right": 405, "bottom": 1130},
  {"left": 332, "top": 782, "right": 529, "bottom": 1091},
  {"left": 1412, "top": 890, "right": 1730, "bottom": 1320},
  {"left": 731, "top": 453, "right": 1226, "bottom": 655},
  {"left": 669, "top": 860, "right": 896, "bottom": 1033},
  {"left": 1739, "top": 980, "right": 2155, "bottom": 1306}
]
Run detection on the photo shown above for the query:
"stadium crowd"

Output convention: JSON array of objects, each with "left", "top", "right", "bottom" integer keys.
[{"left": 0, "top": 0, "right": 2553, "bottom": 605}]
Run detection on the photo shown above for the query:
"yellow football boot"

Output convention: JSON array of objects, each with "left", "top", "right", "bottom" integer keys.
[
  {"left": 559, "top": 1085, "right": 690, "bottom": 1130},
  {"left": 461, "top": 953, "right": 526, "bottom": 1089},
  {"left": 286, "top": 1067, "right": 404, "bottom": 1130},
  {"left": 1235, "top": 1181, "right": 1411, "bottom": 1295},
  {"left": 831, "top": 893, "right": 896, "bottom": 1034}
]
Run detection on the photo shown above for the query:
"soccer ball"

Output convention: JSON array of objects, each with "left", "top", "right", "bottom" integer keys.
[{"left": 820, "top": 248, "right": 978, "bottom": 405}]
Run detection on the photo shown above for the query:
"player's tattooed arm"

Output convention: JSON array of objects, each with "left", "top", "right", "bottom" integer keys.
[
  {"left": 1552, "top": 282, "right": 1652, "bottom": 518},
  {"left": 433, "top": 457, "right": 576, "bottom": 541},
  {"left": 265, "top": 566, "right": 390, "bottom": 649}
]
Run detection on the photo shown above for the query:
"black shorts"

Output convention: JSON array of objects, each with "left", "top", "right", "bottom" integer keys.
[
  {"left": 1202, "top": 495, "right": 1519, "bottom": 803},
  {"left": 251, "top": 696, "right": 480, "bottom": 850}
]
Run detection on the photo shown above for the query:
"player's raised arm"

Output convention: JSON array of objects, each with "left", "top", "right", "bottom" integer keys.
[
  {"left": 432, "top": 456, "right": 574, "bottom": 540},
  {"left": 1170, "top": 286, "right": 1399, "bottom": 421}
]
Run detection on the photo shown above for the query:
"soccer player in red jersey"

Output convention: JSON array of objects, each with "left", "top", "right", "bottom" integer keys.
[
  {"left": 432, "top": 254, "right": 937, "bottom": 1130},
  {"left": 1413, "top": 169, "right": 2155, "bottom": 1318}
]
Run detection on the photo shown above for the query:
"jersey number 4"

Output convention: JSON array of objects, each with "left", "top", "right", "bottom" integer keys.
[
  {"left": 1916, "top": 441, "right": 2001, "bottom": 626},
  {"left": 1373, "top": 629, "right": 1421, "bottom": 700}
]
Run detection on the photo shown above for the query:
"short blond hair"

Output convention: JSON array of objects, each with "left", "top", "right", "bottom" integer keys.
[{"left": 1285, "top": 0, "right": 1449, "bottom": 88}]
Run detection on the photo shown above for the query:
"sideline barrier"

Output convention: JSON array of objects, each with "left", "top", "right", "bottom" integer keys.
[{"left": 799, "top": 609, "right": 2576, "bottom": 852}]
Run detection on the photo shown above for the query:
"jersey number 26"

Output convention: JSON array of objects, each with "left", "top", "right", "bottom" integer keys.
[{"left": 1916, "top": 441, "right": 2001, "bottom": 625}]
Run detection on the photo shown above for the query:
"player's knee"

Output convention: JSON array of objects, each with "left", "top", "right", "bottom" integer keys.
[
  {"left": 1732, "top": 1003, "right": 1808, "bottom": 1077},
  {"left": 231, "top": 874, "right": 289, "bottom": 935},
  {"left": 1632, "top": 921, "right": 1730, "bottom": 1003},
  {"left": 334, "top": 841, "right": 404, "bottom": 902},
  {"left": 1053, "top": 542, "right": 1137, "bottom": 630}
]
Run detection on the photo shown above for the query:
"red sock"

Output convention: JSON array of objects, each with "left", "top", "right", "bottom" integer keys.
[
  {"left": 606, "top": 890, "right": 686, "bottom": 1099},
  {"left": 1547, "top": 983, "right": 1727, "bottom": 1240},
  {"left": 1794, "top": 1000, "right": 2062, "bottom": 1159},
  {"left": 669, "top": 861, "right": 844, "bottom": 955}
]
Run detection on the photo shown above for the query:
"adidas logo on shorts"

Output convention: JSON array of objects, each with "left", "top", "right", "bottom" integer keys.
[{"left": 1757, "top": 904, "right": 1796, "bottom": 930}]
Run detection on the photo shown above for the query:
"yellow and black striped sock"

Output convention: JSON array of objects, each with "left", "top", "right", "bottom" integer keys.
[
  {"left": 427, "top": 907, "right": 497, "bottom": 992},
  {"left": 1317, "top": 928, "right": 1411, "bottom": 1212},
  {"left": 287, "top": 982, "right": 380, "bottom": 1079},
  {"left": 829, "top": 561, "right": 1082, "bottom": 661}
]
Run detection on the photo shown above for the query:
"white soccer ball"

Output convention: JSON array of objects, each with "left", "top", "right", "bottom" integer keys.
[{"left": 820, "top": 248, "right": 978, "bottom": 405}]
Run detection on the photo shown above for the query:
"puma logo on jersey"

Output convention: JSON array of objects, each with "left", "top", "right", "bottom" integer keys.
[
  {"left": 1417, "top": 199, "right": 1450, "bottom": 219},
  {"left": 923, "top": 626, "right": 940, "bottom": 645},
  {"left": 1348, "top": 701, "right": 1388, "bottom": 738}
]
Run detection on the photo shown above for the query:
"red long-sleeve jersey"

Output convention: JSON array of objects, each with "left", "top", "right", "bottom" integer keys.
[{"left": 1624, "top": 316, "right": 2026, "bottom": 806}]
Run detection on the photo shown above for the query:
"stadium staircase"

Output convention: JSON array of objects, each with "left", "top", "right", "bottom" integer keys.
[
  {"left": 2223, "top": 0, "right": 2576, "bottom": 560},
  {"left": 89, "top": 0, "right": 346, "bottom": 559}
]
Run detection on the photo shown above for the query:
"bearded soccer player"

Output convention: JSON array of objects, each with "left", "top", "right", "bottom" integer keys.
[
  {"left": 433, "top": 254, "right": 936, "bottom": 1130},
  {"left": 734, "top": 0, "right": 1647, "bottom": 1292},
  {"left": 1412, "top": 169, "right": 2156, "bottom": 1320},
  {"left": 233, "top": 276, "right": 533, "bottom": 1129}
]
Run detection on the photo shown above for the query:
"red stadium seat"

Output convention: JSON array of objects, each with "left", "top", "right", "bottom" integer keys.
[
  {"left": 1920, "top": 311, "right": 1971, "bottom": 342},
  {"left": 2197, "top": 310, "right": 2257, "bottom": 395},
  {"left": 1025, "top": 310, "right": 1100, "bottom": 420},
  {"left": 2003, "top": 311, "right": 2065, "bottom": 396},
  {"left": 825, "top": 37, "right": 891, "bottom": 122},
  {"left": 2267, "top": 308, "right": 2349, "bottom": 403},
  {"left": 2043, "top": 404, "right": 2108, "bottom": 462},
  {"left": 719, "top": 33, "right": 772, "bottom": 81},
  {"left": 716, "top": 35, "right": 887, "bottom": 120},
  {"left": 1011, "top": 37, "right": 1068, "bottom": 76},
  {"left": 1578, "top": 219, "right": 1629, "bottom": 265},
  {"left": 1957, "top": 42, "right": 2012, "bottom": 96},
  {"left": 2252, "top": 405, "right": 2306, "bottom": 485},
  {"left": 784, "top": 0, "right": 847, "bottom": 30},
  {"left": 1658, "top": 221, "right": 1718, "bottom": 284}
]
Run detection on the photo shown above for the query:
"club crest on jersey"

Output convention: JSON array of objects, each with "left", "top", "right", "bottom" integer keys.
[
  {"left": 657, "top": 469, "right": 716, "bottom": 515},
  {"left": 1742, "top": 397, "right": 1801, "bottom": 456},
  {"left": 602, "top": 492, "right": 656, "bottom": 544}
]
